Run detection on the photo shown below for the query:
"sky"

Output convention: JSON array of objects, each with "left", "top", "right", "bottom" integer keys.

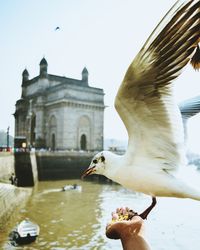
[{"left": 0, "top": 0, "right": 200, "bottom": 152}]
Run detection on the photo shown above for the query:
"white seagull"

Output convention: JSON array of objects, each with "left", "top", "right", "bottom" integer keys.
[{"left": 82, "top": 0, "right": 200, "bottom": 219}]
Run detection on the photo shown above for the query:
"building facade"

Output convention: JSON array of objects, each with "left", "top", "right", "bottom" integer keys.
[{"left": 14, "top": 58, "right": 105, "bottom": 151}]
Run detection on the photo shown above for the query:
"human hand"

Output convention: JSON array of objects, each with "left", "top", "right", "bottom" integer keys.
[
  {"left": 106, "top": 207, "right": 143, "bottom": 239},
  {"left": 106, "top": 207, "right": 150, "bottom": 250}
]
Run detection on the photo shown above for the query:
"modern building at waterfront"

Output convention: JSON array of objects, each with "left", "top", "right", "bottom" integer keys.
[{"left": 14, "top": 58, "right": 105, "bottom": 151}]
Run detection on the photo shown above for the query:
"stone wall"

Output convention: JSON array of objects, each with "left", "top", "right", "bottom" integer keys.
[
  {"left": 14, "top": 152, "right": 38, "bottom": 187},
  {"left": 36, "top": 151, "right": 94, "bottom": 180}
]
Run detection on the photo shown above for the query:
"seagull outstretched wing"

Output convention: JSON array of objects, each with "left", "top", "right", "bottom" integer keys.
[{"left": 115, "top": 0, "right": 200, "bottom": 171}]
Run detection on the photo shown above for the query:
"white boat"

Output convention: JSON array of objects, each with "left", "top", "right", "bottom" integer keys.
[
  {"left": 10, "top": 219, "right": 40, "bottom": 245},
  {"left": 62, "top": 184, "right": 82, "bottom": 192},
  {"left": 17, "top": 219, "right": 40, "bottom": 238}
]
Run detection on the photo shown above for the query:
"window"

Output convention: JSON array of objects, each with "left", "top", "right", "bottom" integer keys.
[{"left": 80, "top": 134, "right": 87, "bottom": 150}]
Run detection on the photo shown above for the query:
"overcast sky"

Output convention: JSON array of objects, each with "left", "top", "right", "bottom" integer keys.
[{"left": 0, "top": 0, "right": 200, "bottom": 152}]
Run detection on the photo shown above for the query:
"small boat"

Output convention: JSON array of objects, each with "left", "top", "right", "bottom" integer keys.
[
  {"left": 9, "top": 219, "right": 40, "bottom": 245},
  {"left": 62, "top": 184, "right": 82, "bottom": 192}
]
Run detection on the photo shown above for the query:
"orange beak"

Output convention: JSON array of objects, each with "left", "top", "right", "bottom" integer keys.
[{"left": 81, "top": 166, "right": 96, "bottom": 179}]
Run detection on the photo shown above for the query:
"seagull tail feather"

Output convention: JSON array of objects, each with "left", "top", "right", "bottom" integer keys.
[{"left": 190, "top": 44, "right": 200, "bottom": 71}]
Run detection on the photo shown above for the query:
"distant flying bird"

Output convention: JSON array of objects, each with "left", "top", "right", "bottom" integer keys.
[
  {"left": 55, "top": 26, "right": 60, "bottom": 31},
  {"left": 82, "top": 0, "right": 200, "bottom": 219}
]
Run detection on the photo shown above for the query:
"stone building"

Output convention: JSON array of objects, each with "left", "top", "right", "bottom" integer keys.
[{"left": 14, "top": 58, "right": 105, "bottom": 151}]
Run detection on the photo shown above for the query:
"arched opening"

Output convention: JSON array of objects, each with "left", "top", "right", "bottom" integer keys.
[
  {"left": 51, "top": 133, "right": 56, "bottom": 151},
  {"left": 49, "top": 115, "right": 57, "bottom": 150},
  {"left": 78, "top": 116, "right": 91, "bottom": 150},
  {"left": 30, "top": 115, "right": 36, "bottom": 147},
  {"left": 80, "top": 134, "right": 87, "bottom": 150}
]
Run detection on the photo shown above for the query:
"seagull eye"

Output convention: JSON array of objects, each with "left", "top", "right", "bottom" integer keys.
[
  {"left": 100, "top": 156, "right": 105, "bottom": 162},
  {"left": 93, "top": 159, "right": 98, "bottom": 164}
]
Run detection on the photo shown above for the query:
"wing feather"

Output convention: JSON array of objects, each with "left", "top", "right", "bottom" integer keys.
[{"left": 115, "top": 0, "right": 200, "bottom": 170}]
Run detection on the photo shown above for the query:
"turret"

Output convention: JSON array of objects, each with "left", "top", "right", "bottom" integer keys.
[
  {"left": 22, "top": 69, "right": 29, "bottom": 83},
  {"left": 82, "top": 67, "right": 88, "bottom": 85},
  {"left": 39, "top": 57, "right": 48, "bottom": 78},
  {"left": 21, "top": 69, "right": 29, "bottom": 98}
]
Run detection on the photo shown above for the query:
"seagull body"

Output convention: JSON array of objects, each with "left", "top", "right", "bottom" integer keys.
[
  {"left": 82, "top": 0, "right": 200, "bottom": 208},
  {"left": 98, "top": 151, "right": 200, "bottom": 200}
]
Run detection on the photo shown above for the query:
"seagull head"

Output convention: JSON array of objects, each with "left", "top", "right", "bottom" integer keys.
[{"left": 81, "top": 151, "right": 106, "bottom": 179}]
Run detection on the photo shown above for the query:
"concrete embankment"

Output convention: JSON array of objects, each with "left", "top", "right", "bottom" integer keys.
[
  {"left": 0, "top": 183, "right": 32, "bottom": 230},
  {"left": 0, "top": 153, "right": 14, "bottom": 183},
  {"left": 0, "top": 152, "right": 34, "bottom": 228}
]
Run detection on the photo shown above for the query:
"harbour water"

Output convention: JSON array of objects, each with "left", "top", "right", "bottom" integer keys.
[{"left": 1, "top": 172, "right": 200, "bottom": 250}]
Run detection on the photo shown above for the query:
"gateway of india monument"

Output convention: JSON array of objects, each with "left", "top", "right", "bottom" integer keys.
[{"left": 14, "top": 58, "right": 105, "bottom": 152}]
